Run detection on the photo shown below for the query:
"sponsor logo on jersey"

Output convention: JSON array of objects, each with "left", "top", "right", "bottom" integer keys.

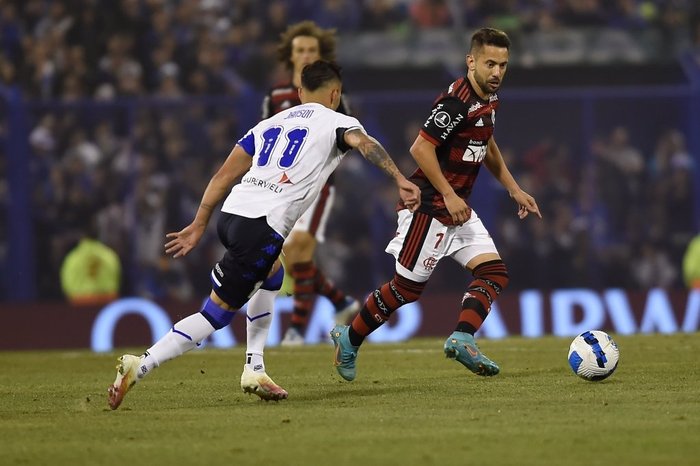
[
  {"left": 241, "top": 175, "right": 284, "bottom": 193},
  {"left": 463, "top": 144, "right": 487, "bottom": 163},
  {"left": 215, "top": 263, "right": 224, "bottom": 278},
  {"left": 439, "top": 113, "right": 465, "bottom": 140},
  {"left": 424, "top": 103, "right": 444, "bottom": 128},
  {"left": 468, "top": 102, "right": 483, "bottom": 114},
  {"left": 475, "top": 118, "right": 484, "bottom": 127},
  {"left": 434, "top": 111, "right": 451, "bottom": 128}
]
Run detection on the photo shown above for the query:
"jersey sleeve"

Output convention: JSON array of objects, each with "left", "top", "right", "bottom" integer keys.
[
  {"left": 419, "top": 97, "right": 467, "bottom": 146},
  {"left": 334, "top": 114, "right": 365, "bottom": 153},
  {"left": 237, "top": 128, "right": 256, "bottom": 156}
]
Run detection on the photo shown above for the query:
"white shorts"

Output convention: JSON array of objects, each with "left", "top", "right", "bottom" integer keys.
[
  {"left": 286, "top": 183, "right": 335, "bottom": 243},
  {"left": 385, "top": 209, "right": 498, "bottom": 282}
]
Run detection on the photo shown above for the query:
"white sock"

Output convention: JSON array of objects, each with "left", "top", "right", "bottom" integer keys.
[
  {"left": 140, "top": 312, "right": 216, "bottom": 378},
  {"left": 245, "top": 288, "right": 278, "bottom": 372}
]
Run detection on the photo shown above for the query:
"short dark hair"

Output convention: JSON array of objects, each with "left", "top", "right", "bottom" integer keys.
[
  {"left": 301, "top": 60, "right": 342, "bottom": 92},
  {"left": 470, "top": 28, "right": 511, "bottom": 53}
]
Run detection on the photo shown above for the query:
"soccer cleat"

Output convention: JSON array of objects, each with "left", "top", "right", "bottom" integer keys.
[
  {"left": 240, "top": 366, "right": 288, "bottom": 401},
  {"left": 334, "top": 296, "right": 360, "bottom": 325},
  {"left": 107, "top": 354, "right": 142, "bottom": 410},
  {"left": 280, "top": 327, "right": 305, "bottom": 347},
  {"left": 330, "top": 325, "right": 359, "bottom": 381},
  {"left": 444, "top": 331, "right": 500, "bottom": 376}
]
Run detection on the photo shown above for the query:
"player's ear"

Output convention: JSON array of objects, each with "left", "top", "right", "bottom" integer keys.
[
  {"left": 298, "top": 87, "right": 304, "bottom": 101},
  {"left": 466, "top": 54, "right": 475, "bottom": 71}
]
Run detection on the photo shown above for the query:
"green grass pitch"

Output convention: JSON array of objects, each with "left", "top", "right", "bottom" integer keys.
[{"left": 1, "top": 333, "right": 699, "bottom": 466}]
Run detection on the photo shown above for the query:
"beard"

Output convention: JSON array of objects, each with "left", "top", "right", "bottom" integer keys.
[{"left": 474, "top": 71, "right": 500, "bottom": 95}]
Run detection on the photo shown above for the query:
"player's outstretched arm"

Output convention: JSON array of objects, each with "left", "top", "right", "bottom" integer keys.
[
  {"left": 344, "top": 129, "right": 420, "bottom": 212},
  {"left": 484, "top": 137, "right": 542, "bottom": 220},
  {"left": 165, "top": 146, "right": 253, "bottom": 258}
]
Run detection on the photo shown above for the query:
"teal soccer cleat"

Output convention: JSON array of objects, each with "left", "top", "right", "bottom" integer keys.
[
  {"left": 330, "top": 325, "right": 359, "bottom": 381},
  {"left": 444, "top": 331, "right": 500, "bottom": 376}
]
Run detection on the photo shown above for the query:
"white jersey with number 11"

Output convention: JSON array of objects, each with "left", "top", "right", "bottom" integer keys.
[{"left": 222, "top": 102, "right": 365, "bottom": 238}]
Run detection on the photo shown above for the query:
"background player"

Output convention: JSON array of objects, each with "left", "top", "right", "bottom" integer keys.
[
  {"left": 107, "top": 60, "right": 420, "bottom": 409},
  {"left": 262, "top": 21, "right": 360, "bottom": 346},
  {"left": 330, "top": 28, "right": 541, "bottom": 382}
]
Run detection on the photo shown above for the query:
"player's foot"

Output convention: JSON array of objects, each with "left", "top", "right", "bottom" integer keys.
[
  {"left": 444, "top": 331, "right": 499, "bottom": 376},
  {"left": 330, "top": 325, "right": 359, "bottom": 381},
  {"left": 107, "top": 354, "right": 142, "bottom": 410},
  {"left": 240, "top": 366, "right": 288, "bottom": 401},
  {"left": 280, "top": 327, "right": 305, "bottom": 347},
  {"left": 334, "top": 296, "right": 360, "bottom": 325}
]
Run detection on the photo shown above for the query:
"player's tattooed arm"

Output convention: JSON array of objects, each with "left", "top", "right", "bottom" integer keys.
[
  {"left": 344, "top": 129, "right": 401, "bottom": 179},
  {"left": 344, "top": 129, "right": 421, "bottom": 212}
]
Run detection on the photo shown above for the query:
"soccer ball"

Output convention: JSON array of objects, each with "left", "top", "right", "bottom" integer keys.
[{"left": 567, "top": 330, "right": 619, "bottom": 381}]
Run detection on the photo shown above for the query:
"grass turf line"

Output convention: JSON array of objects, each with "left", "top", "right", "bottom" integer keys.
[{"left": 1, "top": 333, "right": 699, "bottom": 466}]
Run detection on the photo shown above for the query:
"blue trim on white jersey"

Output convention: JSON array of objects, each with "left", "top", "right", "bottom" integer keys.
[{"left": 238, "top": 131, "right": 255, "bottom": 156}]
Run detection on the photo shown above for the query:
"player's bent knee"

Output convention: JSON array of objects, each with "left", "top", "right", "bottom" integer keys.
[
  {"left": 472, "top": 260, "right": 509, "bottom": 294},
  {"left": 391, "top": 273, "right": 426, "bottom": 304},
  {"left": 201, "top": 297, "right": 235, "bottom": 329}
]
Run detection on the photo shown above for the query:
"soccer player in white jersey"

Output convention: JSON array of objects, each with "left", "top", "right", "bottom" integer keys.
[{"left": 107, "top": 61, "right": 421, "bottom": 409}]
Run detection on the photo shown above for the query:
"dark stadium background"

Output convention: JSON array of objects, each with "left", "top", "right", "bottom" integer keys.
[{"left": 1, "top": 0, "right": 699, "bottom": 349}]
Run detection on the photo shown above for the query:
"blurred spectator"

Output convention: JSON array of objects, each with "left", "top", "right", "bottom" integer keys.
[
  {"left": 409, "top": 0, "right": 453, "bottom": 29},
  {"left": 60, "top": 220, "right": 122, "bottom": 306},
  {"left": 683, "top": 234, "right": 700, "bottom": 289}
]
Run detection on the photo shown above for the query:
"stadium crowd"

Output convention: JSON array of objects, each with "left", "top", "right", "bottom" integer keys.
[{"left": 0, "top": 0, "right": 698, "bottom": 302}]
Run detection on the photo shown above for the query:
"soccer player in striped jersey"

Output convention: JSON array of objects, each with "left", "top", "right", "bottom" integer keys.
[
  {"left": 107, "top": 61, "right": 420, "bottom": 409},
  {"left": 331, "top": 28, "right": 542, "bottom": 382},
  {"left": 262, "top": 21, "right": 361, "bottom": 346}
]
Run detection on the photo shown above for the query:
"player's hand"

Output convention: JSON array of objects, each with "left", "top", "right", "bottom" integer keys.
[
  {"left": 398, "top": 178, "right": 421, "bottom": 213},
  {"left": 510, "top": 189, "right": 542, "bottom": 220},
  {"left": 165, "top": 223, "right": 206, "bottom": 258},
  {"left": 443, "top": 191, "right": 470, "bottom": 225}
]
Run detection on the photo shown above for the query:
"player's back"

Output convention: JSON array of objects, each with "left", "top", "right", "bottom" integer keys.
[{"left": 223, "top": 102, "right": 363, "bottom": 237}]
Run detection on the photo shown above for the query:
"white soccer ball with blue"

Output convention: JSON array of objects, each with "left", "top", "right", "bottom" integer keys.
[{"left": 567, "top": 330, "right": 619, "bottom": 381}]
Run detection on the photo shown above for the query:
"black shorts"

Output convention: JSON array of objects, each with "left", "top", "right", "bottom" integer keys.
[{"left": 211, "top": 213, "right": 284, "bottom": 308}]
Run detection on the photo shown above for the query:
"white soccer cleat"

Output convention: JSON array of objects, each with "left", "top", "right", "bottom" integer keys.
[
  {"left": 280, "top": 327, "right": 305, "bottom": 347},
  {"left": 107, "top": 354, "right": 142, "bottom": 410},
  {"left": 240, "top": 365, "right": 288, "bottom": 401}
]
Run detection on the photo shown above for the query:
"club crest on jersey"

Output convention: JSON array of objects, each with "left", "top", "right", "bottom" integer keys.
[{"left": 423, "top": 256, "right": 438, "bottom": 271}]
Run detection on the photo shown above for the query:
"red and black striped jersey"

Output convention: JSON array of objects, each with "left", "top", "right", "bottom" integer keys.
[
  {"left": 402, "top": 76, "right": 500, "bottom": 225},
  {"left": 261, "top": 81, "right": 351, "bottom": 119}
]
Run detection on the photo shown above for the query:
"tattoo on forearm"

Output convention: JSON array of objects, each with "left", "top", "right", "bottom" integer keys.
[{"left": 360, "top": 141, "right": 400, "bottom": 178}]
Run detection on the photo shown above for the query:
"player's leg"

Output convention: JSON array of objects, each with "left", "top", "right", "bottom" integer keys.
[
  {"left": 108, "top": 214, "right": 284, "bottom": 409},
  {"left": 241, "top": 260, "right": 288, "bottom": 401},
  {"left": 282, "top": 184, "right": 358, "bottom": 345},
  {"left": 332, "top": 210, "right": 442, "bottom": 381},
  {"left": 444, "top": 211, "right": 508, "bottom": 376},
  {"left": 108, "top": 290, "right": 237, "bottom": 410}
]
